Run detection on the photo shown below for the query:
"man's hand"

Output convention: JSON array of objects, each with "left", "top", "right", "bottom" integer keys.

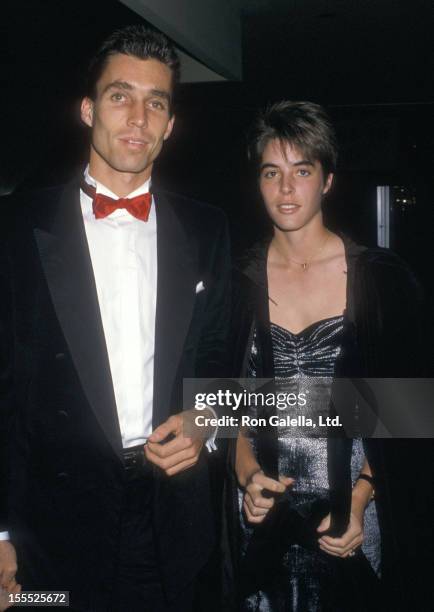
[
  {"left": 0, "top": 541, "right": 21, "bottom": 611},
  {"left": 317, "top": 511, "right": 364, "bottom": 557},
  {"left": 145, "top": 409, "right": 207, "bottom": 476},
  {"left": 243, "top": 470, "right": 294, "bottom": 524}
]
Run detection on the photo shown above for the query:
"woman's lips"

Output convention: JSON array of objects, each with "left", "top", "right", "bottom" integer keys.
[{"left": 277, "top": 203, "right": 300, "bottom": 214}]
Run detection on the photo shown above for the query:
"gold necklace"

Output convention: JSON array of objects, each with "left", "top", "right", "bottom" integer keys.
[{"left": 274, "top": 231, "right": 331, "bottom": 271}]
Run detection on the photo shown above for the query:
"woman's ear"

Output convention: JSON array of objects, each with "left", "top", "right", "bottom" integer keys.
[{"left": 323, "top": 172, "right": 334, "bottom": 195}]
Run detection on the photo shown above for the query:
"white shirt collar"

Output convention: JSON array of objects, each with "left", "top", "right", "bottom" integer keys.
[{"left": 83, "top": 164, "right": 151, "bottom": 200}]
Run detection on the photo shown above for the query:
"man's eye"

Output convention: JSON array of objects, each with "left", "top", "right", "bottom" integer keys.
[
  {"left": 111, "top": 93, "right": 125, "bottom": 101},
  {"left": 297, "top": 168, "right": 310, "bottom": 177},
  {"left": 150, "top": 100, "right": 165, "bottom": 110},
  {"left": 264, "top": 170, "right": 277, "bottom": 179}
]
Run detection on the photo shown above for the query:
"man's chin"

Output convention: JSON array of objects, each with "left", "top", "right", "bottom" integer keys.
[{"left": 108, "top": 159, "right": 151, "bottom": 175}]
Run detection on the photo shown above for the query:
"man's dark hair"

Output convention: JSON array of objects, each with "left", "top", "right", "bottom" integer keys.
[
  {"left": 86, "top": 25, "right": 180, "bottom": 109},
  {"left": 248, "top": 101, "right": 338, "bottom": 175}
]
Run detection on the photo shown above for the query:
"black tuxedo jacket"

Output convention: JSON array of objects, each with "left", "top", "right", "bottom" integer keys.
[{"left": 0, "top": 179, "right": 231, "bottom": 610}]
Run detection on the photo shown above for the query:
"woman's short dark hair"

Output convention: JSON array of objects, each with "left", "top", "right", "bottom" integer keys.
[
  {"left": 248, "top": 101, "right": 338, "bottom": 175},
  {"left": 86, "top": 25, "right": 180, "bottom": 108}
]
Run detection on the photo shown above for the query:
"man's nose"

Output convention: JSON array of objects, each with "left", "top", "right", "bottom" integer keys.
[{"left": 128, "top": 102, "right": 148, "bottom": 128}]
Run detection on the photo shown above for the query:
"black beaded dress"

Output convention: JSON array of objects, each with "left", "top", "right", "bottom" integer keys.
[{"left": 239, "top": 315, "right": 380, "bottom": 612}]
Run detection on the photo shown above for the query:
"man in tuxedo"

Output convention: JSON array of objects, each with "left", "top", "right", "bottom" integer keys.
[{"left": 0, "top": 25, "right": 230, "bottom": 611}]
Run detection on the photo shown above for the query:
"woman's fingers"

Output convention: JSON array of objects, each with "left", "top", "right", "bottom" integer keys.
[
  {"left": 318, "top": 512, "right": 364, "bottom": 557},
  {"left": 243, "top": 500, "right": 267, "bottom": 524},
  {"left": 249, "top": 472, "right": 287, "bottom": 494},
  {"left": 319, "top": 523, "right": 362, "bottom": 547},
  {"left": 279, "top": 475, "right": 295, "bottom": 486},
  {"left": 317, "top": 513, "right": 331, "bottom": 533},
  {"left": 248, "top": 489, "right": 274, "bottom": 509},
  {"left": 243, "top": 473, "right": 294, "bottom": 524},
  {"left": 319, "top": 533, "right": 363, "bottom": 556},
  {"left": 244, "top": 491, "right": 274, "bottom": 515}
]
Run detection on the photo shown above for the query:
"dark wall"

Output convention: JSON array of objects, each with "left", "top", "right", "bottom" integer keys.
[{"left": 2, "top": 0, "right": 433, "bottom": 299}]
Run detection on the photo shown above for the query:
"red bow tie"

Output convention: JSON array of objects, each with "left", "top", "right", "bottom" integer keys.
[{"left": 80, "top": 179, "right": 152, "bottom": 222}]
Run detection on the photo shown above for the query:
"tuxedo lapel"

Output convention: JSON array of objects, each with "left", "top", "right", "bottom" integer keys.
[
  {"left": 33, "top": 181, "right": 123, "bottom": 460},
  {"left": 153, "top": 191, "right": 198, "bottom": 427}
]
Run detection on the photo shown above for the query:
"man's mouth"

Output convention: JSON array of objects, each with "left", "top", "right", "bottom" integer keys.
[{"left": 119, "top": 137, "right": 149, "bottom": 147}]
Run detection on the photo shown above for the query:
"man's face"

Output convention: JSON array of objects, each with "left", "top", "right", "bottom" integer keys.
[
  {"left": 259, "top": 139, "right": 333, "bottom": 232},
  {"left": 81, "top": 53, "right": 175, "bottom": 180}
]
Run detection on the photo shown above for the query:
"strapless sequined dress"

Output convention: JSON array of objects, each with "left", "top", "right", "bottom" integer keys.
[{"left": 239, "top": 316, "right": 380, "bottom": 612}]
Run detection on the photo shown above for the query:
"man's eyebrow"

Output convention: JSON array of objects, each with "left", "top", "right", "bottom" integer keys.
[
  {"left": 102, "top": 81, "right": 171, "bottom": 102},
  {"left": 102, "top": 80, "right": 134, "bottom": 94},
  {"left": 149, "top": 89, "right": 171, "bottom": 102}
]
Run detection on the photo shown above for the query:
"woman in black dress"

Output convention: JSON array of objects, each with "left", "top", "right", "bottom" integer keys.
[{"left": 226, "top": 101, "right": 429, "bottom": 611}]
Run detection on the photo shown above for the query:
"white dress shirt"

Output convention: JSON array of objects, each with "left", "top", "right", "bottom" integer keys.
[{"left": 81, "top": 167, "right": 156, "bottom": 449}]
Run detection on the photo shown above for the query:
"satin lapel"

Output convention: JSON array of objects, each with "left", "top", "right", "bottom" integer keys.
[
  {"left": 153, "top": 192, "right": 198, "bottom": 427},
  {"left": 33, "top": 181, "right": 123, "bottom": 460}
]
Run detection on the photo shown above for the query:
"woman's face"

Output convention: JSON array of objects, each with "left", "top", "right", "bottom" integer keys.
[{"left": 259, "top": 138, "right": 333, "bottom": 233}]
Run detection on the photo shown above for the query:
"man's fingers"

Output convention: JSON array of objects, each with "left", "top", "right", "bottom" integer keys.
[
  {"left": 148, "top": 415, "right": 180, "bottom": 443},
  {"left": 0, "top": 542, "right": 18, "bottom": 591},
  {"left": 0, "top": 568, "right": 17, "bottom": 589},
  {"left": 0, "top": 581, "right": 21, "bottom": 612},
  {"left": 146, "top": 434, "right": 195, "bottom": 459},
  {"left": 164, "top": 457, "right": 197, "bottom": 477},
  {"left": 145, "top": 441, "right": 201, "bottom": 473}
]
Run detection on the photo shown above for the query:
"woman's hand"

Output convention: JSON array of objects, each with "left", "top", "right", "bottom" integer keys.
[
  {"left": 243, "top": 470, "right": 294, "bottom": 524},
  {"left": 317, "top": 458, "right": 375, "bottom": 557},
  {"left": 317, "top": 510, "right": 364, "bottom": 557}
]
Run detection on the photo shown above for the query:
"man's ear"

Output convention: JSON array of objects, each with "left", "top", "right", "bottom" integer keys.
[
  {"left": 80, "top": 97, "right": 94, "bottom": 127},
  {"left": 163, "top": 115, "right": 175, "bottom": 141},
  {"left": 323, "top": 172, "right": 334, "bottom": 195}
]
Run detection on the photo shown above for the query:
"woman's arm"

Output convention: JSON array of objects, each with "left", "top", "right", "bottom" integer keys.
[
  {"left": 351, "top": 459, "right": 374, "bottom": 522},
  {"left": 317, "top": 457, "right": 374, "bottom": 557},
  {"left": 235, "top": 429, "right": 261, "bottom": 488}
]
